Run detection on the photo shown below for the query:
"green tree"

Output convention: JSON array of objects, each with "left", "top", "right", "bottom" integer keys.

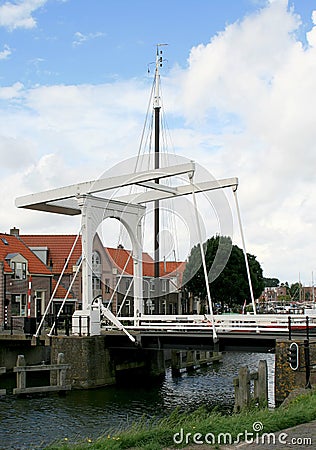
[
  {"left": 289, "top": 282, "right": 303, "bottom": 301},
  {"left": 183, "top": 235, "right": 264, "bottom": 309},
  {"left": 263, "top": 277, "right": 280, "bottom": 287}
]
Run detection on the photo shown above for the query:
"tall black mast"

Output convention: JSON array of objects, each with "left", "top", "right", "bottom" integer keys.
[{"left": 154, "top": 45, "right": 164, "bottom": 279}]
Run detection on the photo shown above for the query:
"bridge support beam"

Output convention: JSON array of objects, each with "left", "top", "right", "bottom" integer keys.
[
  {"left": 77, "top": 195, "right": 145, "bottom": 321},
  {"left": 50, "top": 336, "right": 165, "bottom": 389}
]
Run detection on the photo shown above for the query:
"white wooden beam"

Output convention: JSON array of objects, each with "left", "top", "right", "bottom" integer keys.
[
  {"left": 15, "top": 162, "right": 195, "bottom": 212},
  {"left": 116, "top": 177, "right": 239, "bottom": 204}
]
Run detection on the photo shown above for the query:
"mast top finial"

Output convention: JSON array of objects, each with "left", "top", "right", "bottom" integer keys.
[{"left": 154, "top": 44, "right": 167, "bottom": 109}]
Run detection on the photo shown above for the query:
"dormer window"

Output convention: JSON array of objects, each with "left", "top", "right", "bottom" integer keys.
[
  {"left": 11, "top": 261, "right": 27, "bottom": 280},
  {"left": 6, "top": 253, "right": 28, "bottom": 280}
]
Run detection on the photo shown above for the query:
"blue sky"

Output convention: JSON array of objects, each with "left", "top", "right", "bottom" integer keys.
[
  {"left": 1, "top": 0, "right": 314, "bottom": 85},
  {"left": 1, "top": 0, "right": 316, "bottom": 285}
]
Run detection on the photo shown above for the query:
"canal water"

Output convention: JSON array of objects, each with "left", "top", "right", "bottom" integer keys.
[{"left": 0, "top": 352, "right": 275, "bottom": 450}]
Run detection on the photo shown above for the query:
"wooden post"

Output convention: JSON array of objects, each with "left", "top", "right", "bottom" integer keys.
[
  {"left": 234, "top": 361, "right": 268, "bottom": 411},
  {"left": 234, "top": 366, "right": 250, "bottom": 412},
  {"left": 16, "top": 355, "right": 26, "bottom": 391},
  {"left": 255, "top": 359, "right": 268, "bottom": 406},
  {"left": 57, "top": 353, "right": 66, "bottom": 388},
  {"left": 186, "top": 350, "right": 195, "bottom": 369},
  {"left": 171, "top": 350, "right": 181, "bottom": 375},
  {"left": 13, "top": 354, "right": 71, "bottom": 395},
  {"left": 0, "top": 367, "right": 6, "bottom": 396}
]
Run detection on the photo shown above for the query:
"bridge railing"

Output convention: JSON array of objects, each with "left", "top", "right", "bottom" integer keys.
[{"left": 102, "top": 313, "right": 316, "bottom": 334}]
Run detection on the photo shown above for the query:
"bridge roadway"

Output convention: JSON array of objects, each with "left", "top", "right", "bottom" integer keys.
[{"left": 101, "top": 313, "right": 316, "bottom": 353}]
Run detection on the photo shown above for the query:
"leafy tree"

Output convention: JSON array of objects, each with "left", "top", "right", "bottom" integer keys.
[
  {"left": 183, "top": 235, "right": 264, "bottom": 309},
  {"left": 289, "top": 282, "right": 303, "bottom": 301},
  {"left": 263, "top": 277, "right": 280, "bottom": 287}
]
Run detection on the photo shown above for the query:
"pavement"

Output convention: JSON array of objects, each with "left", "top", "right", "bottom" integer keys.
[
  {"left": 221, "top": 420, "right": 316, "bottom": 449},
  {"left": 169, "top": 420, "right": 316, "bottom": 449}
]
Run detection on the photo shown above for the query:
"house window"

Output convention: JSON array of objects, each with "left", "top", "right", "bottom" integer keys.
[
  {"left": 162, "top": 279, "right": 167, "bottom": 292},
  {"left": 92, "top": 275, "right": 102, "bottom": 297},
  {"left": 92, "top": 251, "right": 101, "bottom": 274},
  {"left": 35, "top": 291, "right": 46, "bottom": 316},
  {"left": 11, "top": 294, "right": 27, "bottom": 316},
  {"left": 150, "top": 279, "right": 155, "bottom": 291},
  {"left": 105, "top": 278, "right": 110, "bottom": 294},
  {"left": 125, "top": 299, "right": 131, "bottom": 315},
  {"left": 92, "top": 251, "right": 102, "bottom": 298},
  {"left": 11, "top": 262, "right": 27, "bottom": 280}
]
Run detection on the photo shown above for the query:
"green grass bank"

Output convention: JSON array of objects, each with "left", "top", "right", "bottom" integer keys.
[{"left": 47, "top": 389, "right": 316, "bottom": 450}]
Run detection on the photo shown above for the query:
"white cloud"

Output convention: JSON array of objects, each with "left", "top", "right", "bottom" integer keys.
[
  {"left": 306, "top": 10, "right": 316, "bottom": 47},
  {"left": 0, "top": 81, "right": 23, "bottom": 99},
  {"left": 164, "top": 0, "right": 316, "bottom": 283},
  {"left": 1, "top": 1, "right": 316, "bottom": 284},
  {"left": 0, "top": 0, "right": 47, "bottom": 30},
  {"left": 0, "top": 44, "right": 12, "bottom": 59},
  {"left": 72, "top": 31, "right": 105, "bottom": 47}
]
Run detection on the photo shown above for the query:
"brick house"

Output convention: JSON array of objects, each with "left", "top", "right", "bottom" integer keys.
[
  {"left": 20, "top": 232, "right": 186, "bottom": 316},
  {"left": 0, "top": 231, "right": 52, "bottom": 329},
  {"left": 20, "top": 232, "right": 117, "bottom": 314},
  {"left": 106, "top": 246, "right": 186, "bottom": 315},
  {"left": 20, "top": 232, "right": 82, "bottom": 317}
]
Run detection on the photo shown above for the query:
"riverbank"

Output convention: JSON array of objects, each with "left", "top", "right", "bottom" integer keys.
[{"left": 47, "top": 388, "right": 316, "bottom": 450}]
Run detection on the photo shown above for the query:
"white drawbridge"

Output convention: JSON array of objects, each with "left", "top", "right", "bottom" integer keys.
[{"left": 15, "top": 159, "right": 241, "bottom": 341}]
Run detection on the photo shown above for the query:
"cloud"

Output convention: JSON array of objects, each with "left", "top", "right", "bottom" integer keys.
[
  {"left": 0, "top": 44, "right": 12, "bottom": 59},
  {"left": 1, "top": 0, "right": 316, "bottom": 284},
  {"left": 72, "top": 31, "right": 106, "bottom": 47},
  {"left": 306, "top": 10, "right": 316, "bottom": 47},
  {"left": 0, "top": 79, "right": 150, "bottom": 234},
  {"left": 0, "top": 81, "right": 23, "bottom": 99},
  {"left": 164, "top": 0, "right": 316, "bottom": 283},
  {"left": 0, "top": 0, "right": 47, "bottom": 30}
]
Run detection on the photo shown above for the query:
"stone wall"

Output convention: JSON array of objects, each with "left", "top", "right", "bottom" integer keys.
[
  {"left": 50, "top": 335, "right": 166, "bottom": 389},
  {"left": 0, "top": 340, "right": 50, "bottom": 369},
  {"left": 275, "top": 338, "right": 316, "bottom": 405},
  {"left": 50, "top": 335, "right": 116, "bottom": 388}
]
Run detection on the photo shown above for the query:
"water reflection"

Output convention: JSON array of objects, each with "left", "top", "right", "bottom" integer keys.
[{"left": 0, "top": 352, "right": 274, "bottom": 449}]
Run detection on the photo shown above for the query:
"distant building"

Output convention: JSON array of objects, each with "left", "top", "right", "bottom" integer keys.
[{"left": 260, "top": 286, "right": 288, "bottom": 303}]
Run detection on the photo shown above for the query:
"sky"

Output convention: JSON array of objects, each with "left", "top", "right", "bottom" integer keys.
[{"left": 0, "top": 0, "right": 316, "bottom": 286}]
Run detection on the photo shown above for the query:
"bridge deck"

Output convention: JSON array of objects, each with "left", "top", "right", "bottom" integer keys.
[{"left": 100, "top": 313, "right": 316, "bottom": 351}]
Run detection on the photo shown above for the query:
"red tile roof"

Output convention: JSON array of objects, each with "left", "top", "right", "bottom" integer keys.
[
  {"left": 52, "top": 279, "right": 74, "bottom": 300},
  {"left": 106, "top": 247, "right": 185, "bottom": 280},
  {"left": 21, "top": 235, "right": 82, "bottom": 275},
  {"left": 19, "top": 235, "right": 185, "bottom": 282},
  {"left": 0, "top": 233, "right": 52, "bottom": 275}
]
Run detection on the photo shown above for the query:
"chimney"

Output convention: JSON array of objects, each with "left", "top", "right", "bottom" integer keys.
[{"left": 10, "top": 227, "right": 20, "bottom": 237}]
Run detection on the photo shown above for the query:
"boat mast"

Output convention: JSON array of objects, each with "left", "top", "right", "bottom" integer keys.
[{"left": 153, "top": 45, "right": 164, "bottom": 280}]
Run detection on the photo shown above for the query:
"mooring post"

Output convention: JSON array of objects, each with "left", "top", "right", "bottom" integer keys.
[
  {"left": 16, "top": 355, "right": 26, "bottom": 391},
  {"left": 57, "top": 353, "right": 66, "bottom": 388},
  {"left": 304, "top": 339, "right": 312, "bottom": 389},
  {"left": 254, "top": 360, "right": 268, "bottom": 406},
  {"left": 234, "top": 366, "right": 250, "bottom": 412},
  {"left": 0, "top": 367, "right": 6, "bottom": 396}
]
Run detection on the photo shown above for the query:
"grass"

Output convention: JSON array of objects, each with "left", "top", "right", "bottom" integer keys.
[{"left": 47, "top": 389, "right": 316, "bottom": 449}]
